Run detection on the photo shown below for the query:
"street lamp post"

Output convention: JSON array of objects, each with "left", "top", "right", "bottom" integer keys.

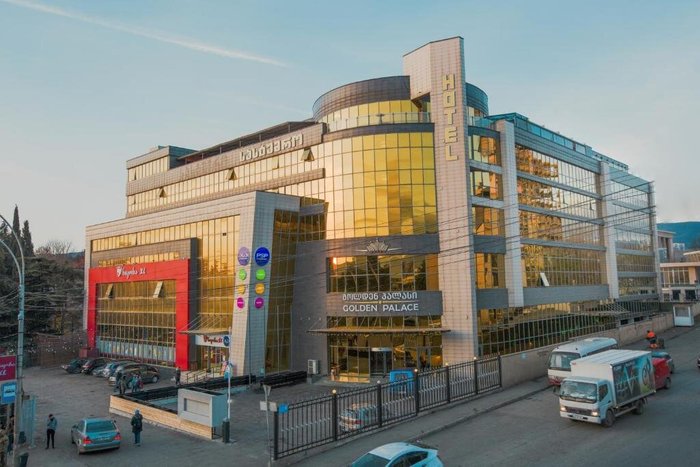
[{"left": 0, "top": 214, "right": 25, "bottom": 467}]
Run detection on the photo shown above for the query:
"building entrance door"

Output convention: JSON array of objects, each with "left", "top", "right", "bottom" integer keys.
[
  {"left": 370, "top": 347, "right": 392, "bottom": 377},
  {"left": 417, "top": 347, "right": 432, "bottom": 370}
]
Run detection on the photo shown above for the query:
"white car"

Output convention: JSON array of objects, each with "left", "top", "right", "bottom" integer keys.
[{"left": 350, "top": 442, "right": 443, "bottom": 467}]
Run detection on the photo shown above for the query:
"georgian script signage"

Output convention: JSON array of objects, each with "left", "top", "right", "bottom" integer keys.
[
  {"left": 196, "top": 334, "right": 227, "bottom": 348},
  {"left": 240, "top": 134, "right": 303, "bottom": 162},
  {"left": 0, "top": 356, "right": 16, "bottom": 382},
  {"left": 116, "top": 265, "right": 146, "bottom": 279},
  {"left": 341, "top": 292, "right": 420, "bottom": 313}
]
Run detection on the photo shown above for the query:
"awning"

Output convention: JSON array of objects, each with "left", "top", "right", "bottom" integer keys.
[{"left": 308, "top": 327, "right": 450, "bottom": 334}]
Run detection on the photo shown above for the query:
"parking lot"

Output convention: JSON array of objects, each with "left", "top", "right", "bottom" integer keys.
[{"left": 20, "top": 365, "right": 339, "bottom": 466}]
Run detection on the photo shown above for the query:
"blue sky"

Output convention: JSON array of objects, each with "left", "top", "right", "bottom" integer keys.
[{"left": 1, "top": 0, "right": 698, "bottom": 249}]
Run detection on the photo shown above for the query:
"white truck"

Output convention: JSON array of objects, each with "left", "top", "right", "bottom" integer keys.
[{"left": 559, "top": 349, "right": 655, "bottom": 427}]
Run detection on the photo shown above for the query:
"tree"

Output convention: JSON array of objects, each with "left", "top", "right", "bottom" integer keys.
[
  {"left": 21, "top": 220, "right": 34, "bottom": 257},
  {"left": 36, "top": 240, "right": 73, "bottom": 256}
]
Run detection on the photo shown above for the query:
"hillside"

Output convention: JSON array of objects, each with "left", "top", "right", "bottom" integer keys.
[{"left": 657, "top": 221, "right": 700, "bottom": 248}]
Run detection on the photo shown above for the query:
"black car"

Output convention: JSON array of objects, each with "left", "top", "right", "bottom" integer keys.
[
  {"left": 81, "top": 357, "right": 112, "bottom": 375},
  {"left": 61, "top": 358, "right": 88, "bottom": 374}
]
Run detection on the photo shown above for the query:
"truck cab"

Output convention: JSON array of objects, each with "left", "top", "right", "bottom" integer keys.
[{"left": 559, "top": 376, "right": 611, "bottom": 425}]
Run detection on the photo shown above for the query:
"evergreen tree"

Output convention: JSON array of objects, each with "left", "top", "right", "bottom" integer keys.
[{"left": 21, "top": 220, "right": 34, "bottom": 257}]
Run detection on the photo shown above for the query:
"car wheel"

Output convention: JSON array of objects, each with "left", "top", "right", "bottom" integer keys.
[
  {"left": 633, "top": 400, "right": 644, "bottom": 415},
  {"left": 152, "top": 375, "right": 159, "bottom": 384},
  {"left": 603, "top": 410, "right": 615, "bottom": 427},
  {"left": 664, "top": 378, "right": 671, "bottom": 390}
]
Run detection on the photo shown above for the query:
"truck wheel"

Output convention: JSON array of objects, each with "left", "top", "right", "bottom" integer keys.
[
  {"left": 664, "top": 378, "right": 671, "bottom": 390},
  {"left": 633, "top": 400, "right": 645, "bottom": 415},
  {"left": 603, "top": 410, "right": 615, "bottom": 427}
]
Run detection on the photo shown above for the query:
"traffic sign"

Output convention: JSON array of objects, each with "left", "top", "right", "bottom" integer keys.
[{"left": 1, "top": 381, "right": 16, "bottom": 405}]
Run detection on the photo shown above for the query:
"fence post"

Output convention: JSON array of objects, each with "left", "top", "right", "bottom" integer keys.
[
  {"left": 445, "top": 364, "right": 451, "bottom": 404},
  {"left": 273, "top": 411, "right": 279, "bottom": 460},
  {"left": 413, "top": 368, "right": 420, "bottom": 414},
  {"left": 332, "top": 389, "right": 338, "bottom": 441},
  {"left": 376, "top": 382, "right": 383, "bottom": 428},
  {"left": 498, "top": 355, "right": 502, "bottom": 388},
  {"left": 473, "top": 357, "right": 479, "bottom": 395}
]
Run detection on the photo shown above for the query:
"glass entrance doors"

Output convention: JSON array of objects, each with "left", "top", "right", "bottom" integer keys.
[{"left": 370, "top": 348, "right": 392, "bottom": 377}]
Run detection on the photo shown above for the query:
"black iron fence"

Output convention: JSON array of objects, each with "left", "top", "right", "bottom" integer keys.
[{"left": 273, "top": 356, "right": 501, "bottom": 459}]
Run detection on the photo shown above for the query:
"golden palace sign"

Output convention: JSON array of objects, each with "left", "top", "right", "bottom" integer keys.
[
  {"left": 442, "top": 73, "right": 459, "bottom": 161},
  {"left": 240, "top": 133, "right": 303, "bottom": 162}
]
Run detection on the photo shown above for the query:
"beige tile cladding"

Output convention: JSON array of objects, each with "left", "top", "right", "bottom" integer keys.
[
  {"left": 599, "top": 162, "right": 620, "bottom": 299},
  {"left": 404, "top": 37, "right": 478, "bottom": 362}
]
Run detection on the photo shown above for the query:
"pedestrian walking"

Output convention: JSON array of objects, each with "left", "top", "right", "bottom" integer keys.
[
  {"left": 175, "top": 366, "right": 181, "bottom": 386},
  {"left": 130, "top": 374, "right": 139, "bottom": 394},
  {"left": 119, "top": 374, "right": 127, "bottom": 396},
  {"left": 130, "top": 409, "right": 143, "bottom": 446},
  {"left": 45, "top": 414, "right": 57, "bottom": 449},
  {"left": 0, "top": 427, "right": 8, "bottom": 466}
]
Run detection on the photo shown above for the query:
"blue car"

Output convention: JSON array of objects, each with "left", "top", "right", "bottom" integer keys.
[{"left": 71, "top": 418, "right": 121, "bottom": 454}]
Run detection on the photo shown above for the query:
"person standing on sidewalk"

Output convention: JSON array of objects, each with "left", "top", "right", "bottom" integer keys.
[
  {"left": 130, "top": 409, "right": 143, "bottom": 446},
  {"left": 119, "top": 374, "right": 128, "bottom": 396},
  {"left": 175, "top": 367, "right": 181, "bottom": 386},
  {"left": 46, "top": 414, "right": 57, "bottom": 449}
]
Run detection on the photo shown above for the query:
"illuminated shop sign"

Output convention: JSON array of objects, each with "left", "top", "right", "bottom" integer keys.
[
  {"left": 237, "top": 247, "right": 251, "bottom": 266},
  {"left": 196, "top": 334, "right": 227, "bottom": 348},
  {"left": 442, "top": 73, "right": 459, "bottom": 161},
  {"left": 341, "top": 292, "right": 420, "bottom": 313},
  {"left": 255, "top": 247, "right": 270, "bottom": 266},
  {"left": 116, "top": 265, "right": 146, "bottom": 279},
  {"left": 240, "top": 134, "right": 303, "bottom": 162}
]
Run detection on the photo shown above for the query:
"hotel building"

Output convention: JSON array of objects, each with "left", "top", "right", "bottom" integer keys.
[{"left": 85, "top": 37, "right": 660, "bottom": 382}]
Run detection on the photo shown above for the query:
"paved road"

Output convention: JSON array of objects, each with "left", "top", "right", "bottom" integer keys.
[{"left": 417, "top": 326, "right": 700, "bottom": 467}]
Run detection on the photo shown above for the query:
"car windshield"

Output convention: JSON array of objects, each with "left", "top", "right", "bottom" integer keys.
[
  {"left": 549, "top": 352, "right": 580, "bottom": 371},
  {"left": 86, "top": 421, "right": 116, "bottom": 432},
  {"left": 351, "top": 453, "right": 390, "bottom": 467},
  {"left": 560, "top": 381, "right": 598, "bottom": 403}
]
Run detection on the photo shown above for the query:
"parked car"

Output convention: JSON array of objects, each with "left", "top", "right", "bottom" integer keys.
[
  {"left": 71, "top": 417, "right": 121, "bottom": 454},
  {"left": 653, "top": 357, "right": 671, "bottom": 390},
  {"left": 97, "top": 360, "right": 135, "bottom": 378},
  {"left": 61, "top": 358, "right": 87, "bottom": 374},
  {"left": 350, "top": 442, "right": 443, "bottom": 467},
  {"left": 81, "top": 357, "right": 111, "bottom": 375},
  {"left": 340, "top": 403, "right": 388, "bottom": 432},
  {"left": 651, "top": 351, "right": 675, "bottom": 373},
  {"left": 109, "top": 364, "right": 160, "bottom": 386},
  {"left": 108, "top": 362, "right": 143, "bottom": 384}
]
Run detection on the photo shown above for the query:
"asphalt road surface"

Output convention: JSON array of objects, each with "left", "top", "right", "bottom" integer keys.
[{"left": 419, "top": 326, "right": 700, "bottom": 467}]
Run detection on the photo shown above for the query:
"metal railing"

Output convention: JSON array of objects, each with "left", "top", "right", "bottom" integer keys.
[{"left": 273, "top": 356, "right": 501, "bottom": 459}]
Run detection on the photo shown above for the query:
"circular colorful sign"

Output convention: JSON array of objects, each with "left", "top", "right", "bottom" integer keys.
[
  {"left": 237, "top": 247, "right": 251, "bottom": 266},
  {"left": 255, "top": 283, "right": 265, "bottom": 295},
  {"left": 256, "top": 269, "right": 266, "bottom": 281},
  {"left": 223, "top": 335, "right": 231, "bottom": 347},
  {"left": 254, "top": 247, "right": 271, "bottom": 266},
  {"left": 236, "top": 297, "right": 245, "bottom": 309},
  {"left": 255, "top": 297, "right": 265, "bottom": 309},
  {"left": 238, "top": 269, "right": 247, "bottom": 281},
  {"left": 237, "top": 285, "right": 246, "bottom": 296}
]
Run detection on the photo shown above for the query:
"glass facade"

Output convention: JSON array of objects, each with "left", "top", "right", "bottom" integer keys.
[
  {"left": 328, "top": 255, "right": 439, "bottom": 293},
  {"left": 96, "top": 280, "right": 176, "bottom": 364},
  {"left": 516, "top": 145, "right": 597, "bottom": 192},
  {"left": 472, "top": 206, "right": 504, "bottom": 236},
  {"left": 469, "top": 135, "right": 500, "bottom": 165},
  {"left": 92, "top": 216, "right": 240, "bottom": 369},
  {"left": 318, "top": 100, "right": 430, "bottom": 132},
  {"left": 521, "top": 245, "right": 604, "bottom": 287},
  {"left": 128, "top": 156, "right": 168, "bottom": 181},
  {"left": 477, "top": 301, "right": 617, "bottom": 356},
  {"left": 519, "top": 211, "right": 601, "bottom": 245},
  {"left": 266, "top": 210, "right": 298, "bottom": 373},
  {"left": 471, "top": 170, "right": 502, "bottom": 200},
  {"left": 618, "top": 276, "right": 657, "bottom": 296},
  {"left": 615, "top": 229, "right": 653, "bottom": 251},
  {"left": 617, "top": 254, "right": 656, "bottom": 273},
  {"left": 518, "top": 178, "right": 599, "bottom": 218},
  {"left": 475, "top": 253, "right": 505, "bottom": 289}
]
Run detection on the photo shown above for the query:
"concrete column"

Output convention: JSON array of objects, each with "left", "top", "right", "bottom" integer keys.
[
  {"left": 495, "top": 120, "right": 524, "bottom": 307},
  {"left": 598, "top": 162, "right": 619, "bottom": 299},
  {"left": 648, "top": 182, "right": 663, "bottom": 299}
]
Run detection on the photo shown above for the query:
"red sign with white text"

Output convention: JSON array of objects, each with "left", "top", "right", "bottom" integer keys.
[{"left": 0, "top": 356, "right": 17, "bottom": 382}]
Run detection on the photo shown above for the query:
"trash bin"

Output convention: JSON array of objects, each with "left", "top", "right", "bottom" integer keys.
[
  {"left": 222, "top": 418, "right": 230, "bottom": 444},
  {"left": 19, "top": 452, "right": 29, "bottom": 467}
]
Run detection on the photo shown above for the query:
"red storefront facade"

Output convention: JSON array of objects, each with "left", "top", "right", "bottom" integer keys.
[{"left": 87, "top": 259, "right": 192, "bottom": 369}]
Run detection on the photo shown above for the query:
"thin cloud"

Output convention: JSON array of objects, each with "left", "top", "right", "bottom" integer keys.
[{"left": 1, "top": 0, "right": 286, "bottom": 67}]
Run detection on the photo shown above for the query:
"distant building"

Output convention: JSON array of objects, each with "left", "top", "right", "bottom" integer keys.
[
  {"left": 658, "top": 230, "right": 700, "bottom": 301},
  {"left": 84, "top": 37, "right": 660, "bottom": 381}
]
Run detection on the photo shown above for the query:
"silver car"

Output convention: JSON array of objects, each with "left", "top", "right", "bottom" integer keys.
[{"left": 71, "top": 418, "right": 121, "bottom": 454}]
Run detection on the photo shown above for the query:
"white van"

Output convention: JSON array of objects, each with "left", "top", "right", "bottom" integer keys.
[{"left": 547, "top": 337, "right": 618, "bottom": 385}]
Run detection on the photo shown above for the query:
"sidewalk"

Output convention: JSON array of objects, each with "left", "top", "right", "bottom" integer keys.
[{"left": 284, "top": 323, "right": 695, "bottom": 466}]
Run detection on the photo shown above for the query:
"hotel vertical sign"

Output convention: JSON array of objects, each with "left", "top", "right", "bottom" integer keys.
[{"left": 442, "top": 73, "right": 459, "bottom": 160}]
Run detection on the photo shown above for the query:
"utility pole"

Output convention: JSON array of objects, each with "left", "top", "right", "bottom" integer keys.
[{"left": 0, "top": 213, "right": 25, "bottom": 467}]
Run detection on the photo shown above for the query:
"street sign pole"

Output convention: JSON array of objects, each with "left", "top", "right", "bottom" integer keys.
[{"left": 263, "top": 384, "right": 272, "bottom": 466}]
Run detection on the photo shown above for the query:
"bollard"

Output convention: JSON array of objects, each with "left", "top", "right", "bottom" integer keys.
[{"left": 222, "top": 418, "right": 230, "bottom": 444}]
